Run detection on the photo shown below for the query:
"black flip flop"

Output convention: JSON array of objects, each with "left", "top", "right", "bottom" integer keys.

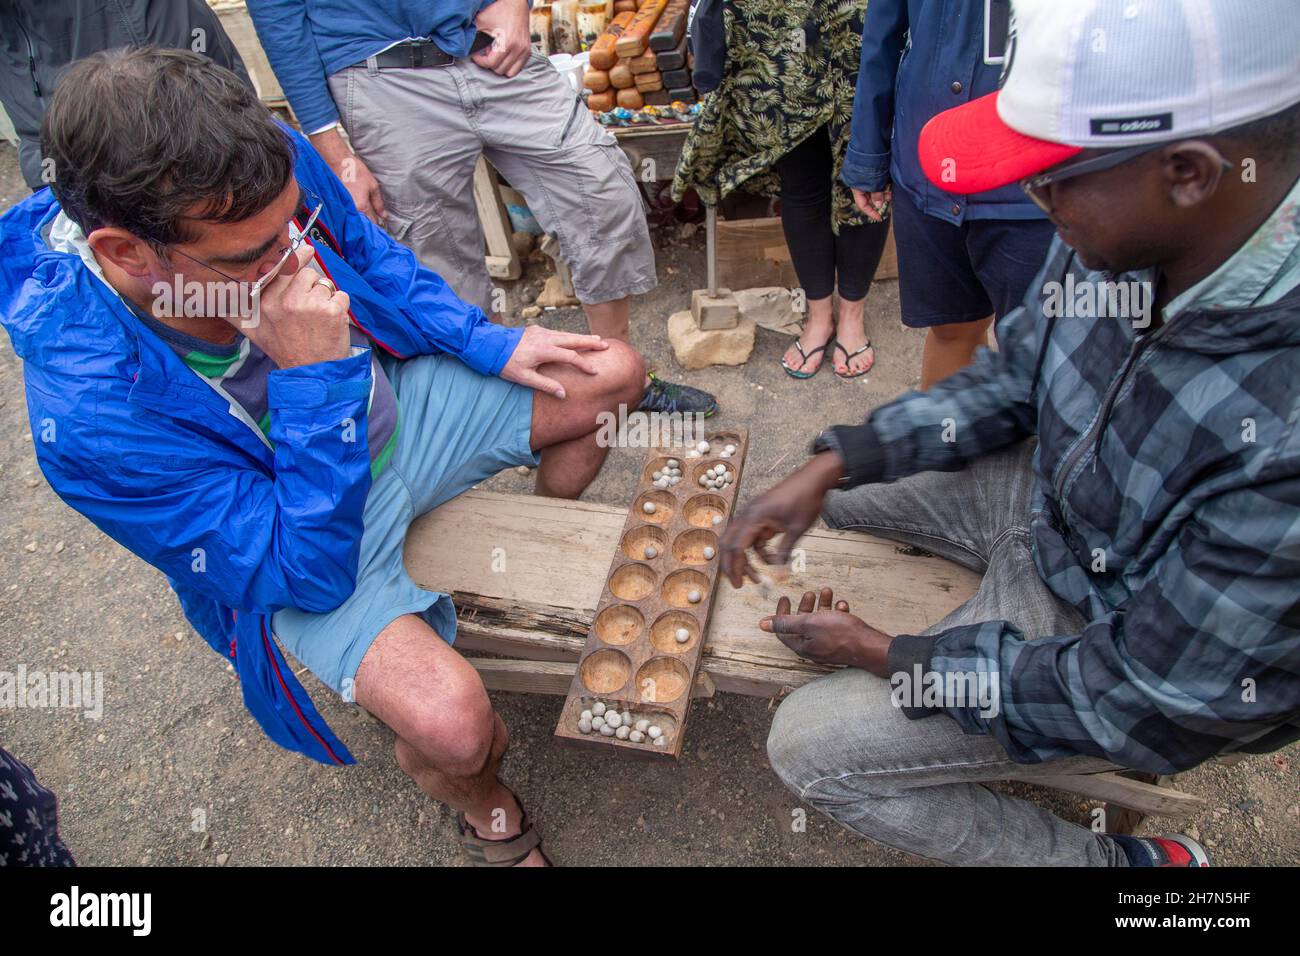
[
  {"left": 833, "top": 340, "right": 875, "bottom": 379},
  {"left": 782, "top": 333, "right": 835, "bottom": 379}
]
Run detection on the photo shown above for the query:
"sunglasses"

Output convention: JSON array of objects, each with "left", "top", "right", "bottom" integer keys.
[
  {"left": 1020, "top": 144, "right": 1163, "bottom": 215},
  {"left": 1020, "top": 142, "right": 1234, "bottom": 215}
]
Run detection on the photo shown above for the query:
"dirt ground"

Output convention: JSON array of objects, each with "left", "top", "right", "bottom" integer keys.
[{"left": 1, "top": 141, "right": 1295, "bottom": 867}]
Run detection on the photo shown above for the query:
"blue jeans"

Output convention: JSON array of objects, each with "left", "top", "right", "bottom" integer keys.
[{"left": 767, "top": 443, "right": 1130, "bottom": 866}]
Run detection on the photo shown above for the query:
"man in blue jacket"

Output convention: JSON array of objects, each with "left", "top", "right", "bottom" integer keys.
[
  {"left": 0, "top": 48, "right": 646, "bottom": 865},
  {"left": 245, "top": 0, "right": 718, "bottom": 417},
  {"left": 844, "top": 0, "right": 1056, "bottom": 387}
]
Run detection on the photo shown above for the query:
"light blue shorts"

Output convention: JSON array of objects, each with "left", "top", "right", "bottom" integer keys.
[{"left": 272, "top": 352, "right": 539, "bottom": 698}]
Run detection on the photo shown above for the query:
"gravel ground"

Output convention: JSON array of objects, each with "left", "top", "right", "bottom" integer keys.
[{"left": 0, "top": 140, "right": 1295, "bottom": 866}]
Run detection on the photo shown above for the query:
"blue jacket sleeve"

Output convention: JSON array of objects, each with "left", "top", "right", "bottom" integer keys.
[
  {"left": 246, "top": 0, "right": 340, "bottom": 133},
  {"left": 292, "top": 130, "right": 523, "bottom": 375},
  {"left": 39, "top": 352, "right": 375, "bottom": 615},
  {"left": 841, "top": 0, "right": 909, "bottom": 192}
]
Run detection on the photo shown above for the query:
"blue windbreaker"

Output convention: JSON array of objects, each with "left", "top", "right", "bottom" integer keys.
[{"left": 0, "top": 125, "right": 522, "bottom": 765}]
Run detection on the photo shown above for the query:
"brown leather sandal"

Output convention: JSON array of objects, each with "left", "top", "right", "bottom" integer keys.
[{"left": 455, "top": 809, "right": 553, "bottom": 867}]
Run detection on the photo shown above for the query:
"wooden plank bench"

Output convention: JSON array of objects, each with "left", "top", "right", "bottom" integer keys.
[{"left": 405, "top": 489, "right": 1207, "bottom": 827}]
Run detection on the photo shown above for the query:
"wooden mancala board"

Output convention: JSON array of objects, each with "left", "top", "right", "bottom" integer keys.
[{"left": 553, "top": 427, "right": 749, "bottom": 758}]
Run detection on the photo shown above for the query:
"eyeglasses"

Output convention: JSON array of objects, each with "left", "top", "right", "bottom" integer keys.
[
  {"left": 162, "top": 184, "right": 324, "bottom": 318},
  {"left": 1020, "top": 144, "right": 1162, "bottom": 215},
  {"left": 1020, "top": 143, "right": 1234, "bottom": 215}
]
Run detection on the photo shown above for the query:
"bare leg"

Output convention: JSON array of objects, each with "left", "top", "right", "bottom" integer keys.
[
  {"left": 529, "top": 338, "right": 645, "bottom": 498},
  {"left": 354, "top": 613, "right": 546, "bottom": 866},
  {"left": 782, "top": 295, "right": 835, "bottom": 374},
  {"left": 583, "top": 296, "right": 631, "bottom": 343},
  {"left": 921, "top": 315, "right": 994, "bottom": 388}
]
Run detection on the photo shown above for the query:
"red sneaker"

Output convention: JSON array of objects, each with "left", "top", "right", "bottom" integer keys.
[{"left": 1111, "top": 833, "right": 1211, "bottom": 867}]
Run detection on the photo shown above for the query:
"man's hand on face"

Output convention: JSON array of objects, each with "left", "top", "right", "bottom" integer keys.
[
  {"left": 472, "top": 0, "right": 533, "bottom": 77},
  {"left": 230, "top": 245, "right": 353, "bottom": 369},
  {"left": 499, "top": 325, "right": 609, "bottom": 398},
  {"left": 761, "top": 588, "right": 892, "bottom": 675}
]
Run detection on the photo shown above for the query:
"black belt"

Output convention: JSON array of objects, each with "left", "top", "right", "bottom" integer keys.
[{"left": 363, "top": 32, "right": 495, "bottom": 70}]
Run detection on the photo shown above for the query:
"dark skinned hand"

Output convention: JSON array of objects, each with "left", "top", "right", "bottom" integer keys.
[
  {"left": 759, "top": 587, "right": 893, "bottom": 676},
  {"left": 720, "top": 451, "right": 844, "bottom": 588}
]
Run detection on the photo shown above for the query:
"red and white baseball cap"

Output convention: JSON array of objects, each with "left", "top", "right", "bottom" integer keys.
[{"left": 919, "top": 0, "right": 1300, "bottom": 195}]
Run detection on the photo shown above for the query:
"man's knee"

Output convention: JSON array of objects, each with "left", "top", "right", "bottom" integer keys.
[
  {"left": 592, "top": 337, "right": 645, "bottom": 406},
  {"left": 767, "top": 669, "right": 901, "bottom": 800},
  {"left": 394, "top": 672, "right": 496, "bottom": 779},
  {"left": 767, "top": 676, "right": 852, "bottom": 795}
]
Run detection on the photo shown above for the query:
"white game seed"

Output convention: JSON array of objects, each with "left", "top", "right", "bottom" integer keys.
[
  {"left": 687, "top": 589, "right": 702, "bottom": 603},
  {"left": 725, "top": 444, "right": 736, "bottom": 454},
  {"left": 599, "top": 724, "right": 615, "bottom": 737},
  {"left": 653, "top": 734, "right": 667, "bottom": 747},
  {"left": 578, "top": 717, "right": 593, "bottom": 733},
  {"left": 711, "top": 515, "right": 723, "bottom": 526},
  {"left": 667, "top": 458, "right": 679, "bottom": 468},
  {"left": 653, "top": 470, "right": 662, "bottom": 480},
  {"left": 592, "top": 702, "right": 606, "bottom": 716},
  {"left": 675, "top": 627, "right": 689, "bottom": 643},
  {"left": 644, "top": 545, "right": 657, "bottom": 559},
  {"left": 697, "top": 441, "right": 710, "bottom": 453},
  {"left": 629, "top": 730, "right": 645, "bottom": 743},
  {"left": 703, "top": 546, "right": 715, "bottom": 559},
  {"left": 615, "top": 725, "right": 630, "bottom": 739},
  {"left": 606, "top": 711, "right": 622, "bottom": 728},
  {"left": 647, "top": 725, "right": 662, "bottom": 740},
  {"left": 580, "top": 709, "right": 592, "bottom": 722},
  {"left": 634, "top": 719, "right": 650, "bottom": 733},
  {"left": 643, "top": 501, "right": 656, "bottom": 515}
]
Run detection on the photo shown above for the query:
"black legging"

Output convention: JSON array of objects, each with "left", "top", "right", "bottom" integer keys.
[{"left": 773, "top": 124, "right": 890, "bottom": 302}]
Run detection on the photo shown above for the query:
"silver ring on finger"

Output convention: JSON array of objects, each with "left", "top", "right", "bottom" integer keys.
[{"left": 314, "top": 276, "right": 337, "bottom": 295}]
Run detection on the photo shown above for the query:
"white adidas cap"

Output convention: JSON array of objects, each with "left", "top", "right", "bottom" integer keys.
[{"left": 919, "top": 0, "right": 1300, "bottom": 194}]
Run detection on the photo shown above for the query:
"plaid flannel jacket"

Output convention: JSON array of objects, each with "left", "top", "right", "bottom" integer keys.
[{"left": 831, "top": 238, "right": 1300, "bottom": 773}]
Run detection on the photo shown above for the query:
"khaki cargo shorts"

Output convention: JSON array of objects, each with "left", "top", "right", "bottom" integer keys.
[{"left": 328, "top": 51, "right": 657, "bottom": 312}]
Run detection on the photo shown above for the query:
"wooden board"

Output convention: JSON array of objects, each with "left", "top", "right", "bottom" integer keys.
[
  {"left": 404, "top": 490, "right": 980, "bottom": 698},
  {"left": 472, "top": 156, "right": 522, "bottom": 281},
  {"left": 552, "top": 430, "right": 750, "bottom": 759},
  {"left": 717, "top": 216, "right": 898, "bottom": 291}
]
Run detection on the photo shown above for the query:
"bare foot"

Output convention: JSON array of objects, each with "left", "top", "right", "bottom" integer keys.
[
  {"left": 782, "top": 297, "right": 835, "bottom": 376},
  {"left": 833, "top": 298, "right": 875, "bottom": 376}
]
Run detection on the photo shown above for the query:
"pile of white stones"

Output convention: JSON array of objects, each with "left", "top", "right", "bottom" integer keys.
[
  {"left": 684, "top": 440, "right": 738, "bottom": 460},
  {"left": 698, "top": 463, "right": 734, "bottom": 491},
  {"left": 577, "top": 701, "right": 667, "bottom": 746},
  {"left": 650, "top": 458, "right": 684, "bottom": 490}
]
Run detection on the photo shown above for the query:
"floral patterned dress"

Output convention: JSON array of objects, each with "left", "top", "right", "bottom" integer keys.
[{"left": 672, "top": 0, "right": 870, "bottom": 231}]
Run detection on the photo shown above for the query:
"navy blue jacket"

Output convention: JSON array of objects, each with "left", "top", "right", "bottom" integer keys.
[{"left": 841, "top": 0, "right": 1044, "bottom": 224}]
